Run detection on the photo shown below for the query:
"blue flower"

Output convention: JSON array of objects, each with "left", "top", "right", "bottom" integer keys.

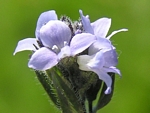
[
  {"left": 77, "top": 10, "right": 128, "bottom": 94},
  {"left": 77, "top": 49, "right": 121, "bottom": 94},
  {"left": 79, "top": 10, "right": 128, "bottom": 54},
  {"left": 14, "top": 10, "right": 96, "bottom": 70}
]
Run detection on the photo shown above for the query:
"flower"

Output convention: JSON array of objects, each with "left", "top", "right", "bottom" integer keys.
[
  {"left": 79, "top": 10, "right": 128, "bottom": 54},
  {"left": 13, "top": 10, "right": 58, "bottom": 54},
  {"left": 77, "top": 10, "right": 128, "bottom": 94},
  {"left": 14, "top": 10, "right": 96, "bottom": 71},
  {"left": 77, "top": 49, "right": 121, "bottom": 94}
]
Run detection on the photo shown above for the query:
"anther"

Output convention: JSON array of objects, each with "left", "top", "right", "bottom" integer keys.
[
  {"left": 64, "top": 41, "right": 68, "bottom": 46},
  {"left": 52, "top": 45, "right": 59, "bottom": 51}
]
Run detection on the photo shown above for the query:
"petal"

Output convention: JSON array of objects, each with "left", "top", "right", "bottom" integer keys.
[
  {"left": 13, "top": 38, "right": 37, "bottom": 55},
  {"left": 106, "top": 28, "right": 128, "bottom": 40},
  {"left": 91, "top": 68, "right": 112, "bottom": 94},
  {"left": 40, "top": 20, "right": 71, "bottom": 49},
  {"left": 79, "top": 10, "right": 94, "bottom": 34},
  {"left": 35, "top": 10, "right": 58, "bottom": 38},
  {"left": 70, "top": 33, "right": 96, "bottom": 55},
  {"left": 103, "top": 66, "right": 121, "bottom": 76},
  {"left": 103, "top": 49, "right": 118, "bottom": 67},
  {"left": 78, "top": 51, "right": 112, "bottom": 94},
  {"left": 57, "top": 45, "right": 71, "bottom": 59},
  {"left": 91, "top": 18, "right": 111, "bottom": 38},
  {"left": 105, "top": 87, "right": 112, "bottom": 94},
  {"left": 88, "top": 37, "right": 112, "bottom": 55},
  {"left": 87, "top": 51, "right": 105, "bottom": 69},
  {"left": 77, "top": 55, "right": 94, "bottom": 71},
  {"left": 28, "top": 47, "right": 58, "bottom": 70}
]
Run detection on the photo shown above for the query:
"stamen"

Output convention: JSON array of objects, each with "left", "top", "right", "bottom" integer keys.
[
  {"left": 52, "top": 45, "right": 59, "bottom": 51},
  {"left": 33, "top": 44, "right": 39, "bottom": 50},
  {"left": 64, "top": 41, "right": 68, "bottom": 46},
  {"left": 78, "top": 22, "right": 82, "bottom": 27},
  {"left": 37, "top": 40, "right": 44, "bottom": 47}
]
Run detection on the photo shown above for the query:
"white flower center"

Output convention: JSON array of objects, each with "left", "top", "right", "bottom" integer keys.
[
  {"left": 52, "top": 45, "right": 59, "bottom": 53},
  {"left": 57, "top": 41, "right": 71, "bottom": 60},
  {"left": 64, "top": 41, "right": 68, "bottom": 46}
]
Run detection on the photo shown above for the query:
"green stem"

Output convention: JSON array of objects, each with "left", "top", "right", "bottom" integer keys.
[{"left": 88, "top": 100, "right": 93, "bottom": 113}]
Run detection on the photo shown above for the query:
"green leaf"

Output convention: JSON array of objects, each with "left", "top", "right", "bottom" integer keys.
[
  {"left": 84, "top": 72, "right": 102, "bottom": 101},
  {"left": 47, "top": 67, "right": 85, "bottom": 113},
  {"left": 35, "top": 70, "right": 60, "bottom": 109}
]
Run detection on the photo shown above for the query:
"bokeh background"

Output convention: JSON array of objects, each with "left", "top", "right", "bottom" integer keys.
[{"left": 0, "top": 0, "right": 150, "bottom": 113}]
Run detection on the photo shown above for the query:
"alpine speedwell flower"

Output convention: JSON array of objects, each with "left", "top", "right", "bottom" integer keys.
[
  {"left": 14, "top": 10, "right": 96, "bottom": 71},
  {"left": 77, "top": 10, "right": 128, "bottom": 94}
]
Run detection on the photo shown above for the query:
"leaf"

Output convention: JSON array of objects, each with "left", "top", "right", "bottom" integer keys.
[
  {"left": 85, "top": 74, "right": 102, "bottom": 113},
  {"left": 85, "top": 72, "right": 102, "bottom": 102},
  {"left": 47, "top": 67, "right": 86, "bottom": 113},
  {"left": 35, "top": 70, "right": 60, "bottom": 109}
]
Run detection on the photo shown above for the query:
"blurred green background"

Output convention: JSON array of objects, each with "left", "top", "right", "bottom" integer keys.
[{"left": 0, "top": 0, "right": 150, "bottom": 113}]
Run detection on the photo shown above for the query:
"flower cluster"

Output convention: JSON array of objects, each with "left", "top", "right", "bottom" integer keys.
[{"left": 14, "top": 10, "right": 127, "bottom": 95}]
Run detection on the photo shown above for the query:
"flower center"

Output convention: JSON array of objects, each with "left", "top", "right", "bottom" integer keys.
[
  {"left": 57, "top": 41, "right": 71, "bottom": 60},
  {"left": 52, "top": 45, "right": 60, "bottom": 53}
]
